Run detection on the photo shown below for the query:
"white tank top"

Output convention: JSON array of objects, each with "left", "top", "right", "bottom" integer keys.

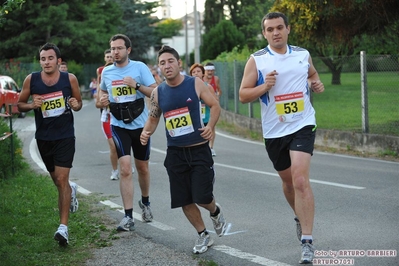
[{"left": 252, "top": 45, "right": 316, "bottom": 138}]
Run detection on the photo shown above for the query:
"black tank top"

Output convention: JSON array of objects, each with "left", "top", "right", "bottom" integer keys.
[
  {"left": 30, "top": 71, "right": 75, "bottom": 140},
  {"left": 158, "top": 75, "right": 204, "bottom": 147}
]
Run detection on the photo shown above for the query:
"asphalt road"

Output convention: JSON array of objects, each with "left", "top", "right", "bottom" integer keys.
[{"left": 13, "top": 100, "right": 399, "bottom": 266}]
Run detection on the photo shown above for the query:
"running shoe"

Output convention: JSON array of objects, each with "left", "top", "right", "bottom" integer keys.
[
  {"left": 110, "top": 169, "right": 119, "bottom": 180},
  {"left": 192, "top": 232, "right": 214, "bottom": 254},
  {"left": 210, "top": 203, "right": 226, "bottom": 237},
  {"left": 211, "top": 148, "right": 216, "bottom": 157},
  {"left": 299, "top": 241, "right": 315, "bottom": 264},
  {"left": 138, "top": 200, "right": 153, "bottom": 222},
  {"left": 295, "top": 216, "right": 302, "bottom": 242},
  {"left": 116, "top": 216, "right": 135, "bottom": 231},
  {"left": 69, "top": 181, "right": 78, "bottom": 213},
  {"left": 54, "top": 227, "right": 69, "bottom": 246}
]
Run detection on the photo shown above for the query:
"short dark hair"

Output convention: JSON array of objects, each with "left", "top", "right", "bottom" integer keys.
[
  {"left": 39, "top": 43, "right": 61, "bottom": 59},
  {"left": 104, "top": 49, "right": 111, "bottom": 54},
  {"left": 205, "top": 62, "right": 214, "bottom": 67},
  {"left": 109, "top": 34, "right": 131, "bottom": 49},
  {"left": 157, "top": 45, "right": 180, "bottom": 62},
  {"left": 60, "top": 61, "right": 67, "bottom": 66},
  {"left": 261, "top": 12, "right": 289, "bottom": 31}
]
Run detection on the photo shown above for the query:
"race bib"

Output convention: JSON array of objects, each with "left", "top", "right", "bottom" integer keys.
[
  {"left": 111, "top": 80, "right": 136, "bottom": 103},
  {"left": 164, "top": 107, "right": 194, "bottom": 137},
  {"left": 274, "top": 92, "right": 304, "bottom": 122},
  {"left": 40, "top": 91, "right": 65, "bottom": 118},
  {"left": 201, "top": 103, "right": 205, "bottom": 119}
]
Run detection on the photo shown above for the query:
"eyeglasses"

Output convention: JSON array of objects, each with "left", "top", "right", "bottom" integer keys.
[{"left": 111, "top": 47, "right": 126, "bottom": 51}]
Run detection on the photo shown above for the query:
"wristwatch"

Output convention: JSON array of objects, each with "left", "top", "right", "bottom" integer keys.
[{"left": 135, "top": 82, "right": 141, "bottom": 90}]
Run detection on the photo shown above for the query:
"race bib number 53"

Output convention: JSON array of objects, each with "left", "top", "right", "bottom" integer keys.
[
  {"left": 164, "top": 107, "right": 194, "bottom": 137},
  {"left": 274, "top": 92, "right": 304, "bottom": 122}
]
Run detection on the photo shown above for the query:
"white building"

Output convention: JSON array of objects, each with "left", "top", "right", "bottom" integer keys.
[{"left": 147, "top": 1, "right": 203, "bottom": 66}]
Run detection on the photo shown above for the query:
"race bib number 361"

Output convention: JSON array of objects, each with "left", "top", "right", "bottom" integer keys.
[
  {"left": 274, "top": 92, "right": 304, "bottom": 123},
  {"left": 40, "top": 91, "right": 65, "bottom": 118},
  {"left": 164, "top": 107, "right": 194, "bottom": 137},
  {"left": 111, "top": 80, "right": 136, "bottom": 103}
]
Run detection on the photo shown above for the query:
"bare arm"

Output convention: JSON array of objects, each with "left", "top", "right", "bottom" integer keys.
[
  {"left": 239, "top": 57, "right": 277, "bottom": 103},
  {"left": 215, "top": 76, "right": 222, "bottom": 97},
  {"left": 140, "top": 88, "right": 162, "bottom": 145},
  {"left": 17, "top": 74, "right": 42, "bottom": 112},
  {"left": 197, "top": 78, "right": 221, "bottom": 140},
  {"left": 95, "top": 68, "right": 103, "bottom": 108},
  {"left": 307, "top": 56, "right": 324, "bottom": 94},
  {"left": 68, "top": 73, "right": 82, "bottom": 111}
]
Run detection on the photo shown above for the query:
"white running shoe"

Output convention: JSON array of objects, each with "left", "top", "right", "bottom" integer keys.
[
  {"left": 54, "top": 226, "right": 69, "bottom": 246},
  {"left": 138, "top": 200, "right": 153, "bottom": 222},
  {"left": 193, "top": 232, "right": 214, "bottom": 254},
  {"left": 110, "top": 169, "right": 119, "bottom": 180},
  {"left": 116, "top": 216, "right": 135, "bottom": 231},
  {"left": 295, "top": 217, "right": 302, "bottom": 242},
  {"left": 210, "top": 203, "right": 226, "bottom": 237},
  {"left": 299, "top": 241, "right": 315, "bottom": 264},
  {"left": 69, "top": 182, "right": 78, "bottom": 213}
]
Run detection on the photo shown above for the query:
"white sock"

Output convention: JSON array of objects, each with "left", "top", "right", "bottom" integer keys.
[
  {"left": 59, "top": 224, "right": 68, "bottom": 230},
  {"left": 301, "top": 235, "right": 313, "bottom": 243}
]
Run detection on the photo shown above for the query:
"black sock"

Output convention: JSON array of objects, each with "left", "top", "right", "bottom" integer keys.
[
  {"left": 142, "top": 196, "right": 149, "bottom": 205},
  {"left": 125, "top": 208, "right": 133, "bottom": 219},
  {"left": 211, "top": 206, "right": 220, "bottom": 217},
  {"left": 198, "top": 229, "right": 208, "bottom": 235}
]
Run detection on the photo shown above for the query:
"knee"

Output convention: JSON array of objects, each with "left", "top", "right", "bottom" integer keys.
[{"left": 292, "top": 175, "right": 309, "bottom": 193}]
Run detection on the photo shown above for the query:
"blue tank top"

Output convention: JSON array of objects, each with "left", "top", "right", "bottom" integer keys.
[
  {"left": 158, "top": 75, "right": 205, "bottom": 147},
  {"left": 30, "top": 71, "right": 75, "bottom": 140}
]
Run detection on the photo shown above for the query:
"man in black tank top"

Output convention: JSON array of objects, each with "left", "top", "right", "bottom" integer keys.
[
  {"left": 140, "top": 45, "right": 227, "bottom": 254},
  {"left": 17, "top": 43, "right": 82, "bottom": 246}
]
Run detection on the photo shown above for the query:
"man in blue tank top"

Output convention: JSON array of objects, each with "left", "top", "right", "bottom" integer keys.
[
  {"left": 239, "top": 12, "right": 325, "bottom": 264},
  {"left": 98, "top": 34, "right": 157, "bottom": 231},
  {"left": 17, "top": 43, "right": 82, "bottom": 246},
  {"left": 140, "top": 45, "right": 227, "bottom": 254}
]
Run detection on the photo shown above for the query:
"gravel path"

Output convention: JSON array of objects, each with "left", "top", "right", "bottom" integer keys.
[{"left": 85, "top": 230, "right": 200, "bottom": 266}]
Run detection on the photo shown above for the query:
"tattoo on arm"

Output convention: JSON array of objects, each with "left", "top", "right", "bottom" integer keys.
[{"left": 149, "top": 93, "right": 162, "bottom": 118}]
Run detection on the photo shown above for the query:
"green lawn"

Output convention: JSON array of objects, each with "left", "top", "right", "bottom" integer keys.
[{"left": 229, "top": 71, "right": 399, "bottom": 136}]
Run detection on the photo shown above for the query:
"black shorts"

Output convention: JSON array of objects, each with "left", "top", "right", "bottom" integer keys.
[
  {"left": 164, "top": 142, "right": 215, "bottom": 208},
  {"left": 111, "top": 125, "right": 150, "bottom": 160},
  {"left": 265, "top": 125, "right": 316, "bottom": 171},
  {"left": 37, "top": 137, "right": 75, "bottom": 172}
]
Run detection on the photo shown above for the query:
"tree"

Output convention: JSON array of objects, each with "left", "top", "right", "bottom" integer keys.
[
  {"left": 153, "top": 18, "right": 183, "bottom": 44},
  {"left": 203, "top": 0, "right": 225, "bottom": 33},
  {"left": 201, "top": 19, "right": 245, "bottom": 61},
  {"left": 0, "top": 0, "right": 25, "bottom": 26},
  {"left": 239, "top": 0, "right": 274, "bottom": 50},
  {"left": 115, "top": 0, "right": 160, "bottom": 62},
  {"left": 0, "top": 0, "right": 122, "bottom": 64},
  {"left": 272, "top": 0, "right": 399, "bottom": 84},
  {"left": 202, "top": 0, "right": 275, "bottom": 50}
]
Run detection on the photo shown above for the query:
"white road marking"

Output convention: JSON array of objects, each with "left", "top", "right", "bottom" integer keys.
[
  {"left": 152, "top": 148, "right": 365, "bottom": 189},
  {"left": 212, "top": 245, "right": 292, "bottom": 266}
]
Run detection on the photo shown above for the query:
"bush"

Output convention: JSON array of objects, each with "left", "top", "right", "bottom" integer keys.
[{"left": 0, "top": 119, "right": 27, "bottom": 179}]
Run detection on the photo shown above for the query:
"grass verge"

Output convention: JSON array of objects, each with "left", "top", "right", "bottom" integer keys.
[{"left": 0, "top": 171, "right": 118, "bottom": 266}]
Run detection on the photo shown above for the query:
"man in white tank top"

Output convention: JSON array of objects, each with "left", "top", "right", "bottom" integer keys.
[{"left": 239, "top": 12, "right": 324, "bottom": 264}]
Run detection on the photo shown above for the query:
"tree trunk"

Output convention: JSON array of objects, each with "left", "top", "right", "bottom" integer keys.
[
  {"left": 331, "top": 69, "right": 341, "bottom": 85},
  {"left": 319, "top": 57, "right": 343, "bottom": 85}
]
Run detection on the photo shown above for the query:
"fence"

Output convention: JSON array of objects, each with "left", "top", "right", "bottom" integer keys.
[
  {"left": 213, "top": 53, "right": 399, "bottom": 137},
  {"left": 1, "top": 54, "right": 398, "bottom": 136}
]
